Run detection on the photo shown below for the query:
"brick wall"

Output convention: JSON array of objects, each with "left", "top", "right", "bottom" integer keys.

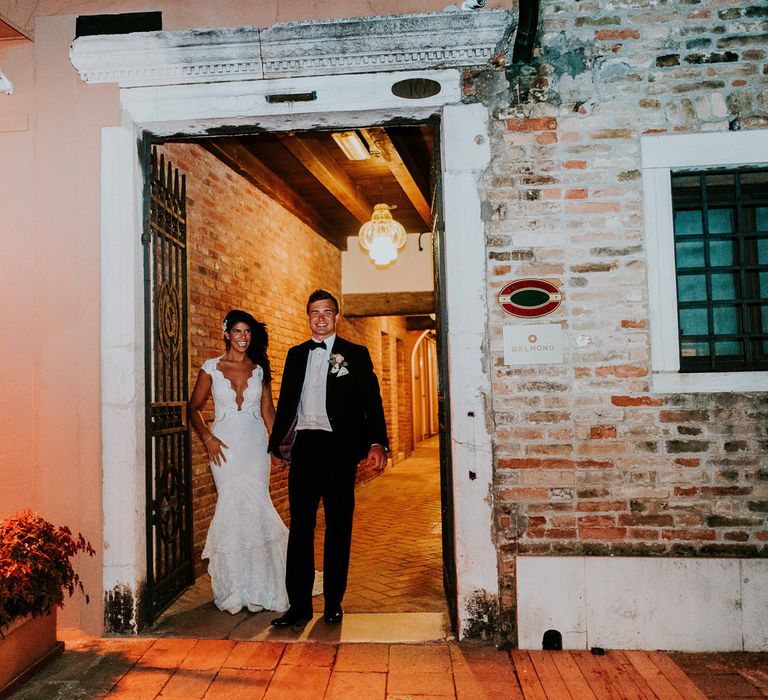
[
  {"left": 473, "top": 1, "right": 768, "bottom": 633},
  {"left": 159, "top": 143, "right": 414, "bottom": 573}
]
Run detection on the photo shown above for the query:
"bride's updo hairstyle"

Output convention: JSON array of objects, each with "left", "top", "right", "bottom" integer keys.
[{"left": 222, "top": 309, "right": 272, "bottom": 383}]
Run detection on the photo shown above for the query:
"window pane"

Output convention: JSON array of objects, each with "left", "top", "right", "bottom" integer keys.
[
  {"left": 711, "top": 273, "right": 737, "bottom": 300},
  {"left": 676, "top": 240, "right": 705, "bottom": 267},
  {"left": 680, "top": 308, "right": 708, "bottom": 336},
  {"left": 757, "top": 238, "right": 768, "bottom": 264},
  {"left": 707, "top": 173, "right": 735, "bottom": 202},
  {"left": 757, "top": 207, "right": 768, "bottom": 233},
  {"left": 677, "top": 275, "right": 707, "bottom": 301},
  {"left": 708, "top": 208, "right": 734, "bottom": 234},
  {"left": 715, "top": 340, "right": 742, "bottom": 357},
  {"left": 761, "top": 272, "right": 768, "bottom": 298},
  {"left": 713, "top": 306, "right": 739, "bottom": 334},
  {"left": 741, "top": 171, "right": 768, "bottom": 199},
  {"left": 681, "top": 341, "right": 709, "bottom": 357},
  {"left": 709, "top": 239, "right": 735, "bottom": 266},
  {"left": 674, "top": 210, "right": 702, "bottom": 236}
]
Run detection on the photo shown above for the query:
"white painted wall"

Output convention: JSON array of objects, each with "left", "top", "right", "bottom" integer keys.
[
  {"left": 517, "top": 556, "right": 768, "bottom": 651},
  {"left": 341, "top": 233, "right": 434, "bottom": 294}
]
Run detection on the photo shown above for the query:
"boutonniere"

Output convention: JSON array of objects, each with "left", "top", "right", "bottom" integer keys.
[{"left": 329, "top": 353, "right": 349, "bottom": 377}]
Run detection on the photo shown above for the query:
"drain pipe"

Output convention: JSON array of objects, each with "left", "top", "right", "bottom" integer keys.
[{"left": 512, "top": 0, "right": 540, "bottom": 63}]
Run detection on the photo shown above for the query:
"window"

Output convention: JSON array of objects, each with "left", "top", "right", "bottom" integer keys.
[
  {"left": 642, "top": 130, "right": 768, "bottom": 393},
  {"left": 672, "top": 169, "right": 768, "bottom": 372}
]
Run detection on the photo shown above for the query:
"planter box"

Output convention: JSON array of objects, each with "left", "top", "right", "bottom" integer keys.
[{"left": 0, "top": 610, "right": 63, "bottom": 699}]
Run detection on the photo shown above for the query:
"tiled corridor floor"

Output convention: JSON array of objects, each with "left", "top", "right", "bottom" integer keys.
[{"left": 148, "top": 437, "right": 447, "bottom": 641}]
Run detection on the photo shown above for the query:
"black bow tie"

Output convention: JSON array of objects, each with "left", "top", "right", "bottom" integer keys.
[{"left": 309, "top": 340, "right": 327, "bottom": 350}]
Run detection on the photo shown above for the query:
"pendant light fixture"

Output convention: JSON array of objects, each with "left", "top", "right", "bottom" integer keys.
[{"left": 358, "top": 203, "right": 407, "bottom": 266}]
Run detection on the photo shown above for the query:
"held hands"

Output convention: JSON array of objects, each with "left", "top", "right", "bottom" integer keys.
[
  {"left": 204, "top": 434, "right": 229, "bottom": 467},
  {"left": 368, "top": 444, "right": 387, "bottom": 472},
  {"left": 270, "top": 453, "right": 289, "bottom": 472}
]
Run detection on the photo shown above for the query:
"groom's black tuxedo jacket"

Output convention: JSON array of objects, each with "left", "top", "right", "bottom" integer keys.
[{"left": 268, "top": 336, "right": 389, "bottom": 462}]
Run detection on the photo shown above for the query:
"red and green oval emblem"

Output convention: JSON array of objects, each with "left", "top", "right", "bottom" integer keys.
[{"left": 498, "top": 279, "right": 563, "bottom": 318}]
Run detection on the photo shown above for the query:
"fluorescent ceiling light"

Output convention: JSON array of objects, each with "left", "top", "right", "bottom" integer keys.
[{"left": 332, "top": 131, "right": 370, "bottom": 160}]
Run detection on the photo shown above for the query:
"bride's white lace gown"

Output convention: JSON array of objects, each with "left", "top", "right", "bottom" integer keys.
[{"left": 200, "top": 356, "right": 289, "bottom": 614}]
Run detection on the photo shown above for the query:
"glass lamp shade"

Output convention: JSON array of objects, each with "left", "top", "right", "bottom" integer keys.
[{"left": 358, "top": 203, "right": 407, "bottom": 265}]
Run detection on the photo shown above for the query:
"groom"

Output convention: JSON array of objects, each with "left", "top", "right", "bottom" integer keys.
[{"left": 268, "top": 289, "right": 389, "bottom": 630}]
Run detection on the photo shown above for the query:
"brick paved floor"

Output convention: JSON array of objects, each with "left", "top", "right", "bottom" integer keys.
[{"left": 343, "top": 436, "right": 444, "bottom": 614}]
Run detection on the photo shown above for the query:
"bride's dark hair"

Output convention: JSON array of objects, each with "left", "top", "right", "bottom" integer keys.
[{"left": 223, "top": 309, "right": 272, "bottom": 383}]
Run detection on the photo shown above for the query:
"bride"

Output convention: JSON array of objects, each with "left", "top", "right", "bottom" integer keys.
[{"left": 187, "top": 309, "right": 289, "bottom": 615}]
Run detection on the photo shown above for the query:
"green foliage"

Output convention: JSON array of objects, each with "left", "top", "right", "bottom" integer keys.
[{"left": 0, "top": 509, "right": 94, "bottom": 631}]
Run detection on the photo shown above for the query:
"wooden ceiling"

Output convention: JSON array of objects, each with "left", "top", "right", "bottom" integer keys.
[
  {"left": 203, "top": 124, "right": 436, "bottom": 250},
  {"left": 0, "top": 19, "right": 28, "bottom": 40}
]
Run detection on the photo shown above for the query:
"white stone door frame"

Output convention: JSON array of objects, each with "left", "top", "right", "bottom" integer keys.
[{"left": 71, "top": 11, "right": 510, "bottom": 637}]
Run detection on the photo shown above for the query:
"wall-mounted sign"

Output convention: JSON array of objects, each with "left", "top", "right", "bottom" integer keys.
[
  {"left": 503, "top": 324, "right": 563, "bottom": 366},
  {"left": 498, "top": 278, "right": 562, "bottom": 318},
  {"left": 391, "top": 78, "right": 442, "bottom": 99}
]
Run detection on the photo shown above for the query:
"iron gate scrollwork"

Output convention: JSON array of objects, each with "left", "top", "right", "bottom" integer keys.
[{"left": 143, "top": 146, "right": 194, "bottom": 623}]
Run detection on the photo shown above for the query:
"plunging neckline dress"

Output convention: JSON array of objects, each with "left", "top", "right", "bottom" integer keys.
[{"left": 200, "top": 356, "right": 289, "bottom": 614}]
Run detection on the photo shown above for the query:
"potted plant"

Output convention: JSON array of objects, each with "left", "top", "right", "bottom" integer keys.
[{"left": 0, "top": 509, "right": 94, "bottom": 697}]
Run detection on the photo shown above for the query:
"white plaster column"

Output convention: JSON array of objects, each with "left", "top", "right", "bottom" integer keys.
[
  {"left": 441, "top": 103, "right": 498, "bottom": 638},
  {"left": 101, "top": 119, "right": 147, "bottom": 631}
]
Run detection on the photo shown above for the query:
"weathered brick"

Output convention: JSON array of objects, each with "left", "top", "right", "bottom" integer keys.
[
  {"left": 611, "top": 396, "right": 665, "bottom": 407},
  {"left": 579, "top": 527, "right": 627, "bottom": 540},
  {"left": 595, "top": 29, "right": 641, "bottom": 41},
  {"left": 656, "top": 54, "right": 681, "bottom": 67},
  {"left": 662, "top": 529, "right": 716, "bottom": 541},
  {"left": 590, "top": 426, "right": 617, "bottom": 439},
  {"left": 675, "top": 458, "right": 701, "bottom": 468},
  {"left": 506, "top": 117, "right": 558, "bottom": 132},
  {"left": 498, "top": 458, "right": 575, "bottom": 469},
  {"left": 666, "top": 440, "right": 711, "bottom": 453}
]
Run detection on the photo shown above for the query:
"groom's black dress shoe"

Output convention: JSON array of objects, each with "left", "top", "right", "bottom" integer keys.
[
  {"left": 323, "top": 607, "right": 343, "bottom": 624},
  {"left": 270, "top": 611, "right": 312, "bottom": 630}
]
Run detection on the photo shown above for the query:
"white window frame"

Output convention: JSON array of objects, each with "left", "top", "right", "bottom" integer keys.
[{"left": 642, "top": 129, "right": 768, "bottom": 393}]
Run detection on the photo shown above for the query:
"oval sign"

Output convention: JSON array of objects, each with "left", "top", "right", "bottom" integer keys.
[
  {"left": 391, "top": 78, "right": 442, "bottom": 100},
  {"left": 498, "top": 279, "right": 563, "bottom": 318}
]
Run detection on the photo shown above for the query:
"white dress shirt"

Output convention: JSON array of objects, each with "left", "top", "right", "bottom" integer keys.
[{"left": 296, "top": 334, "right": 334, "bottom": 432}]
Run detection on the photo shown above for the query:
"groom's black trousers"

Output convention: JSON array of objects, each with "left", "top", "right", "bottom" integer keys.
[{"left": 286, "top": 429, "right": 357, "bottom": 617}]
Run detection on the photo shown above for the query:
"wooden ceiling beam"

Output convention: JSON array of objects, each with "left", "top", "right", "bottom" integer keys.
[
  {"left": 362, "top": 127, "right": 432, "bottom": 229},
  {"left": 342, "top": 291, "right": 434, "bottom": 318},
  {"left": 202, "top": 138, "right": 342, "bottom": 248},
  {"left": 277, "top": 133, "right": 373, "bottom": 224}
]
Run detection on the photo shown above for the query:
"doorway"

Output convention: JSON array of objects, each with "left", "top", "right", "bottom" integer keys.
[
  {"left": 142, "top": 122, "right": 454, "bottom": 634},
  {"left": 86, "top": 17, "right": 503, "bottom": 636}
]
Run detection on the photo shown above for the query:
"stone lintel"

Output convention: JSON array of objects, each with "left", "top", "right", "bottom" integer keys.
[{"left": 70, "top": 10, "right": 513, "bottom": 88}]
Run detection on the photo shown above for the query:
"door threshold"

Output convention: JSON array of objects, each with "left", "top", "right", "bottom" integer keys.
[{"left": 230, "top": 612, "right": 453, "bottom": 644}]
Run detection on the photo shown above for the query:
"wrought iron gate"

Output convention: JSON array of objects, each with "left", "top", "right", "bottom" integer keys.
[{"left": 143, "top": 146, "right": 194, "bottom": 623}]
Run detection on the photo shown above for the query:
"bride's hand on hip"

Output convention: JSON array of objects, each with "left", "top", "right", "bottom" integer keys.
[{"left": 205, "top": 436, "right": 228, "bottom": 467}]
